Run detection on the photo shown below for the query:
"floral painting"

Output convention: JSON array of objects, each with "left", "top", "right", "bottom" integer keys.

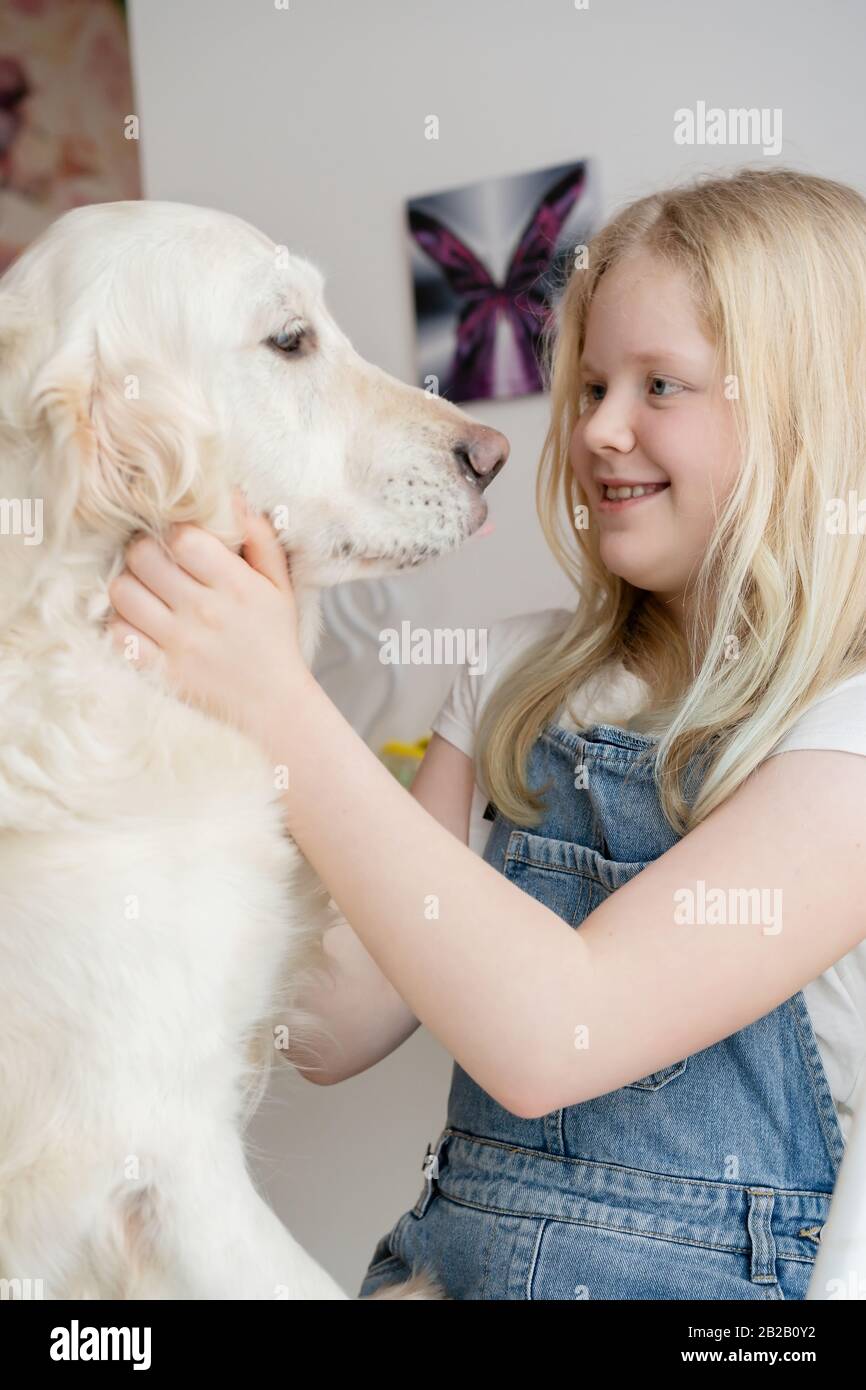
[{"left": 0, "top": 0, "right": 140, "bottom": 273}]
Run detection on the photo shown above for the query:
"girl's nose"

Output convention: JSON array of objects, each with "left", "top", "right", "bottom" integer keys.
[{"left": 581, "top": 390, "right": 637, "bottom": 456}]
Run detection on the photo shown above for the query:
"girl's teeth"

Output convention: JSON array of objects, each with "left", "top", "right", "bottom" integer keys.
[{"left": 603, "top": 483, "right": 666, "bottom": 499}]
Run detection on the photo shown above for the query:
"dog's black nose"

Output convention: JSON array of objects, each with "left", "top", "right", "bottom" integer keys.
[{"left": 453, "top": 427, "right": 510, "bottom": 491}]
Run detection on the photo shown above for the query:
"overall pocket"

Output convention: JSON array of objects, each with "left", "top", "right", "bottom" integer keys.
[
  {"left": 503, "top": 831, "right": 689, "bottom": 1091},
  {"left": 362, "top": 1211, "right": 412, "bottom": 1277}
]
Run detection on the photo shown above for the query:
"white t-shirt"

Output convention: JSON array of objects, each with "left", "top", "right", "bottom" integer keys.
[{"left": 430, "top": 606, "right": 866, "bottom": 1142}]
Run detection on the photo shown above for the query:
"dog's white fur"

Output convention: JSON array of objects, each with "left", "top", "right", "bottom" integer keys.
[{"left": 0, "top": 201, "right": 500, "bottom": 1299}]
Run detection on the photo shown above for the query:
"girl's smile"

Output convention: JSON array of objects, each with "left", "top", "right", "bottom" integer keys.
[
  {"left": 595, "top": 478, "right": 671, "bottom": 511},
  {"left": 569, "top": 248, "right": 741, "bottom": 622}
]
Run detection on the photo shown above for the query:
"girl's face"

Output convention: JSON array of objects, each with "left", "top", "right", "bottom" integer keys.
[{"left": 568, "top": 250, "right": 742, "bottom": 625}]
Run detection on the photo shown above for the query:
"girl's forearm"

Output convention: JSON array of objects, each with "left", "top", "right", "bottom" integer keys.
[
  {"left": 287, "top": 916, "right": 423, "bottom": 1086},
  {"left": 263, "top": 672, "right": 583, "bottom": 1116}
]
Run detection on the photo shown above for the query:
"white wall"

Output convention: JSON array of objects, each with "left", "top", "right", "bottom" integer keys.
[{"left": 127, "top": 0, "right": 865, "bottom": 1293}]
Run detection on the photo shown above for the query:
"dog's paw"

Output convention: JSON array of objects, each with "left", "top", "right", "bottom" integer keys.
[{"left": 360, "top": 1267, "right": 449, "bottom": 1300}]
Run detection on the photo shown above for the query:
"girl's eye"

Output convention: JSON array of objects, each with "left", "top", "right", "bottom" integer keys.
[
  {"left": 580, "top": 376, "right": 684, "bottom": 409},
  {"left": 583, "top": 382, "right": 605, "bottom": 403},
  {"left": 649, "top": 377, "right": 682, "bottom": 397}
]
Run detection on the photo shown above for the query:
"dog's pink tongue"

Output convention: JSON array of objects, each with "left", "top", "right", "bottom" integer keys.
[{"left": 472, "top": 521, "right": 496, "bottom": 539}]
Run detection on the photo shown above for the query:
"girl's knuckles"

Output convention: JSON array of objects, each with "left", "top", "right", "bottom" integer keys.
[
  {"left": 108, "top": 571, "right": 135, "bottom": 607},
  {"left": 126, "top": 534, "right": 155, "bottom": 560},
  {"left": 170, "top": 526, "right": 204, "bottom": 565},
  {"left": 190, "top": 601, "right": 216, "bottom": 631}
]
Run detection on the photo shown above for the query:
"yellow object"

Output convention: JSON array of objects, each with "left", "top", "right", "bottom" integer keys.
[{"left": 378, "top": 733, "right": 432, "bottom": 787}]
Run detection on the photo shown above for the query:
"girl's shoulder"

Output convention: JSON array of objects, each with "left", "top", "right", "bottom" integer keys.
[
  {"left": 767, "top": 671, "right": 866, "bottom": 761},
  {"left": 485, "top": 605, "right": 574, "bottom": 665},
  {"left": 430, "top": 607, "right": 572, "bottom": 758}
]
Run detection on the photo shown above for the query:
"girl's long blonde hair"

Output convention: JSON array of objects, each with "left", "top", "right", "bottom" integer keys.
[{"left": 477, "top": 166, "right": 866, "bottom": 836}]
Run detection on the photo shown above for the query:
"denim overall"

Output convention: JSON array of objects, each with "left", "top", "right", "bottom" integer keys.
[{"left": 358, "top": 722, "right": 845, "bottom": 1300}]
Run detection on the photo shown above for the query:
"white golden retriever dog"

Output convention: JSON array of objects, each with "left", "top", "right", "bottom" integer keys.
[{"left": 0, "top": 201, "right": 508, "bottom": 1299}]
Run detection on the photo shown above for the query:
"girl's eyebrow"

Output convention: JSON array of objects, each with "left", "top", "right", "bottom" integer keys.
[{"left": 580, "top": 348, "right": 699, "bottom": 373}]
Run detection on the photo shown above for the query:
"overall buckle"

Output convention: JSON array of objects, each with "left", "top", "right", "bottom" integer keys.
[{"left": 413, "top": 1131, "right": 449, "bottom": 1216}]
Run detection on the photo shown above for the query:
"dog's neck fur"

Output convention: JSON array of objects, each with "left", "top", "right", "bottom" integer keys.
[{"left": 1, "top": 512, "right": 327, "bottom": 686}]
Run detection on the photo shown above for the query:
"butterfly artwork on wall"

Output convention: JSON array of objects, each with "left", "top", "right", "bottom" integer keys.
[{"left": 406, "top": 159, "right": 598, "bottom": 405}]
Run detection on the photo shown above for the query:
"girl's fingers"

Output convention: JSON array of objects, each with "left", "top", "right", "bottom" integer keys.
[
  {"left": 107, "top": 616, "right": 162, "bottom": 669},
  {"left": 165, "top": 524, "right": 236, "bottom": 590},
  {"left": 241, "top": 510, "right": 293, "bottom": 592},
  {"left": 108, "top": 569, "right": 173, "bottom": 644},
  {"left": 125, "top": 534, "right": 203, "bottom": 610}
]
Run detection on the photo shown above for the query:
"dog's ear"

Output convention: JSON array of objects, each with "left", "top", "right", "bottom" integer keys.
[
  {"left": 29, "top": 336, "right": 237, "bottom": 544},
  {"left": 0, "top": 288, "right": 46, "bottom": 422},
  {"left": 0, "top": 286, "right": 33, "bottom": 355},
  {"left": 0, "top": 289, "right": 81, "bottom": 563},
  {"left": 0, "top": 269, "right": 240, "bottom": 563}
]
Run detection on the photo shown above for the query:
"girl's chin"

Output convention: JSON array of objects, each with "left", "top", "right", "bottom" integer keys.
[{"left": 597, "top": 545, "right": 671, "bottom": 592}]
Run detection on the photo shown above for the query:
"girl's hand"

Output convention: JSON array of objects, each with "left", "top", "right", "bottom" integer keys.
[{"left": 106, "top": 495, "right": 310, "bottom": 740}]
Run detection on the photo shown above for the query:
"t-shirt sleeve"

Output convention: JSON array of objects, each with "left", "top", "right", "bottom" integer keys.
[
  {"left": 765, "top": 675, "right": 866, "bottom": 759},
  {"left": 429, "top": 607, "right": 572, "bottom": 760},
  {"left": 429, "top": 651, "right": 486, "bottom": 759}
]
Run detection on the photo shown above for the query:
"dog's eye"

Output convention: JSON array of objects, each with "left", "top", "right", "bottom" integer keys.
[{"left": 267, "top": 321, "right": 307, "bottom": 355}]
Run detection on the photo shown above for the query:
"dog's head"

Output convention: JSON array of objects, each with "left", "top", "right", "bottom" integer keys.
[{"left": 0, "top": 200, "right": 508, "bottom": 594}]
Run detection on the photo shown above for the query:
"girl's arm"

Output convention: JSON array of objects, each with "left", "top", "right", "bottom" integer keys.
[
  {"left": 107, "top": 516, "right": 866, "bottom": 1119},
  {"left": 293, "top": 732, "right": 476, "bottom": 1085},
  {"left": 268, "top": 668, "right": 866, "bottom": 1118}
]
